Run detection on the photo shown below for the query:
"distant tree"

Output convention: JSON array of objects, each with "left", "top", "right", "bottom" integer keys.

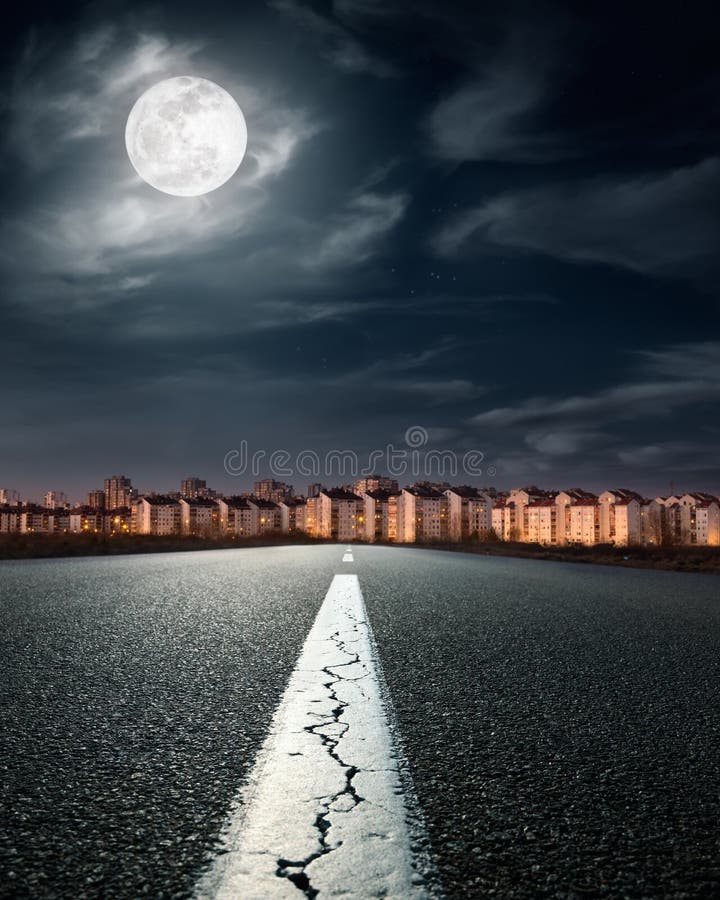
[
  {"left": 661, "top": 515, "right": 679, "bottom": 547},
  {"left": 646, "top": 509, "right": 663, "bottom": 545},
  {"left": 478, "top": 528, "right": 500, "bottom": 543}
]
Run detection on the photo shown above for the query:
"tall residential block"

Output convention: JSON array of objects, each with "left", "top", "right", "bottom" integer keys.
[
  {"left": 44, "top": 491, "right": 68, "bottom": 509},
  {"left": 181, "top": 477, "right": 208, "bottom": 499},
  {"left": 254, "top": 480, "right": 294, "bottom": 503},
  {"left": 105, "top": 475, "right": 135, "bottom": 510},
  {"left": 87, "top": 490, "right": 106, "bottom": 509}
]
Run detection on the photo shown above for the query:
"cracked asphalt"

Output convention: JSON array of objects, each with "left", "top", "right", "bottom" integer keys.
[{"left": 2, "top": 544, "right": 720, "bottom": 898}]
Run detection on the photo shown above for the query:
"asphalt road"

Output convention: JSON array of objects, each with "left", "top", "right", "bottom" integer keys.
[
  {"left": 2, "top": 545, "right": 719, "bottom": 898},
  {"left": 359, "top": 545, "right": 720, "bottom": 899}
]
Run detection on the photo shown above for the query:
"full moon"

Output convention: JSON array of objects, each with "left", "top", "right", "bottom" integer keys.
[{"left": 125, "top": 76, "right": 247, "bottom": 197}]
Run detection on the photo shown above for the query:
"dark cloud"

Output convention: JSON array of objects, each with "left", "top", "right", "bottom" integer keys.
[
  {"left": 425, "top": 13, "right": 576, "bottom": 163},
  {"left": 433, "top": 158, "right": 720, "bottom": 280},
  {"left": 269, "top": 0, "right": 400, "bottom": 78}
]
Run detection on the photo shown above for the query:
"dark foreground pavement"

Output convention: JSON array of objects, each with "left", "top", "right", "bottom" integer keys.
[
  {"left": 2, "top": 544, "right": 719, "bottom": 898},
  {"left": 358, "top": 545, "right": 720, "bottom": 899},
  {"left": 0, "top": 547, "right": 341, "bottom": 898}
]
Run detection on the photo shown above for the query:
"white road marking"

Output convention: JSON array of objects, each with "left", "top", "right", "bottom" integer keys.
[
  {"left": 195, "top": 574, "right": 430, "bottom": 899},
  {"left": 342, "top": 552, "right": 354, "bottom": 562}
]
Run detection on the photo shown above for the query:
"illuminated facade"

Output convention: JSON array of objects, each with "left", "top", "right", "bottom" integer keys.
[
  {"left": 445, "top": 487, "right": 494, "bottom": 541},
  {"left": 133, "top": 496, "right": 181, "bottom": 535},
  {"left": 317, "top": 489, "right": 363, "bottom": 541},
  {"left": 396, "top": 486, "right": 448, "bottom": 543},
  {"left": 105, "top": 475, "right": 135, "bottom": 510},
  {"left": 179, "top": 498, "right": 219, "bottom": 535},
  {"left": 361, "top": 490, "right": 399, "bottom": 542}
]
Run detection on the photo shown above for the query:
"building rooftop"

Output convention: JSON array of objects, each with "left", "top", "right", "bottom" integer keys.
[
  {"left": 140, "top": 495, "right": 179, "bottom": 506},
  {"left": 365, "top": 489, "right": 399, "bottom": 501},
  {"left": 249, "top": 498, "right": 280, "bottom": 509},
  {"left": 607, "top": 488, "right": 644, "bottom": 503},
  {"left": 445, "top": 485, "right": 481, "bottom": 499},
  {"left": 404, "top": 485, "right": 445, "bottom": 499},
  {"left": 322, "top": 489, "right": 362, "bottom": 501},
  {"left": 222, "top": 496, "right": 251, "bottom": 510},
  {"left": 560, "top": 488, "right": 598, "bottom": 503}
]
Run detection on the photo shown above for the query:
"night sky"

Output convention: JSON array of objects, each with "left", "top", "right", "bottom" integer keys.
[{"left": 2, "top": 0, "right": 718, "bottom": 501}]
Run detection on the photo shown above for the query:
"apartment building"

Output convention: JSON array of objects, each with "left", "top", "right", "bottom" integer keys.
[
  {"left": 20, "top": 507, "right": 55, "bottom": 533},
  {"left": 248, "top": 498, "right": 282, "bottom": 534},
  {"left": 490, "top": 487, "right": 555, "bottom": 542},
  {"left": 361, "top": 489, "right": 399, "bottom": 542},
  {"left": 659, "top": 493, "right": 720, "bottom": 546},
  {"left": 316, "top": 489, "right": 363, "bottom": 542},
  {"left": 0, "top": 506, "right": 21, "bottom": 532},
  {"left": 444, "top": 487, "right": 493, "bottom": 541},
  {"left": 69, "top": 508, "right": 106, "bottom": 533},
  {"left": 254, "top": 480, "right": 294, "bottom": 503},
  {"left": 106, "top": 508, "right": 132, "bottom": 534},
  {"left": 598, "top": 489, "right": 644, "bottom": 545},
  {"left": 87, "top": 490, "right": 105, "bottom": 509},
  {"left": 133, "top": 496, "right": 181, "bottom": 535},
  {"left": 397, "top": 486, "right": 448, "bottom": 543},
  {"left": 303, "top": 496, "right": 320, "bottom": 535},
  {"left": 217, "top": 497, "right": 254, "bottom": 536},
  {"left": 523, "top": 499, "right": 558, "bottom": 544},
  {"left": 353, "top": 475, "right": 399, "bottom": 496},
  {"left": 105, "top": 475, "right": 135, "bottom": 509},
  {"left": 279, "top": 499, "right": 301, "bottom": 533},
  {"left": 179, "top": 498, "right": 219, "bottom": 535},
  {"left": 492, "top": 497, "right": 515, "bottom": 542},
  {"left": 294, "top": 500, "right": 307, "bottom": 534},
  {"left": 555, "top": 490, "right": 599, "bottom": 545},
  {"left": 44, "top": 491, "right": 68, "bottom": 509},
  {"left": 180, "top": 477, "right": 213, "bottom": 499}
]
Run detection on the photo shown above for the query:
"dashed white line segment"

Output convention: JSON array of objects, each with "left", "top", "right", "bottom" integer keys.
[{"left": 194, "top": 574, "right": 430, "bottom": 899}]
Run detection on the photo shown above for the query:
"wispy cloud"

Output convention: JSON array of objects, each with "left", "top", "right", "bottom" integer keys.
[
  {"left": 306, "top": 191, "right": 408, "bottom": 268},
  {"left": 1, "top": 23, "right": 322, "bottom": 293},
  {"left": 524, "top": 429, "right": 607, "bottom": 457},
  {"left": 637, "top": 341, "right": 720, "bottom": 381},
  {"left": 428, "top": 63, "right": 566, "bottom": 163},
  {"left": 469, "top": 379, "right": 720, "bottom": 429},
  {"left": 465, "top": 340, "right": 720, "bottom": 487},
  {"left": 269, "top": 0, "right": 398, "bottom": 78},
  {"left": 8, "top": 31, "right": 203, "bottom": 165},
  {"left": 425, "top": 15, "right": 573, "bottom": 163},
  {"left": 314, "top": 337, "right": 488, "bottom": 406},
  {"left": 434, "top": 157, "right": 720, "bottom": 279}
]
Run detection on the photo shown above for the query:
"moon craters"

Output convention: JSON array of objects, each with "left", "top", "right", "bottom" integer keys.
[{"left": 125, "top": 76, "right": 247, "bottom": 197}]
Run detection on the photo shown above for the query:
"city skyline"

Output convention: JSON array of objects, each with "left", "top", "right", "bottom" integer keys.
[
  {"left": 4, "top": 466, "right": 720, "bottom": 509},
  {"left": 3, "top": 476, "right": 719, "bottom": 548}
]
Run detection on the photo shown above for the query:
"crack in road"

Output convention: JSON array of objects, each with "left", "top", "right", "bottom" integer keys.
[
  {"left": 276, "top": 617, "right": 369, "bottom": 898},
  {"left": 194, "top": 574, "right": 433, "bottom": 900}
]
